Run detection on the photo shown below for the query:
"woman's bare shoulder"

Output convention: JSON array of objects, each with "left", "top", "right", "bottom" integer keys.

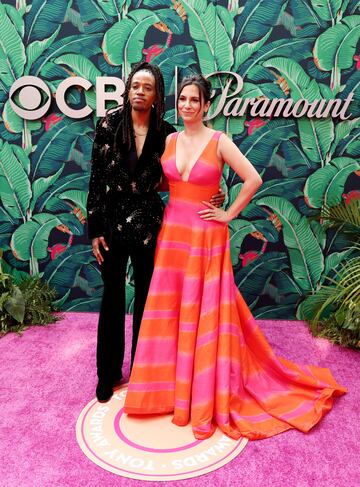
[{"left": 165, "top": 131, "right": 177, "bottom": 147}]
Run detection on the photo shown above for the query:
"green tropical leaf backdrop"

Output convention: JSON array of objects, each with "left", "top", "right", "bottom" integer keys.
[{"left": 0, "top": 0, "right": 359, "bottom": 318}]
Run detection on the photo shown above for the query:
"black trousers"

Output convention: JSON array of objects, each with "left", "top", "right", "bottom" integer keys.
[{"left": 96, "top": 239, "right": 156, "bottom": 383}]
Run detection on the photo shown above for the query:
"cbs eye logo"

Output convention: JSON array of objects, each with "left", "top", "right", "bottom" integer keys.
[
  {"left": 9, "top": 76, "right": 125, "bottom": 119},
  {"left": 10, "top": 76, "right": 51, "bottom": 120}
]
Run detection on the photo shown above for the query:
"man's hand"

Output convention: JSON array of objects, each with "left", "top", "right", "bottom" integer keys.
[
  {"left": 198, "top": 201, "right": 232, "bottom": 223},
  {"left": 210, "top": 187, "right": 226, "bottom": 208},
  {"left": 92, "top": 236, "right": 109, "bottom": 265}
]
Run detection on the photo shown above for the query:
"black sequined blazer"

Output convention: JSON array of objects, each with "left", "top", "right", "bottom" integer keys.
[{"left": 86, "top": 108, "right": 175, "bottom": 247}]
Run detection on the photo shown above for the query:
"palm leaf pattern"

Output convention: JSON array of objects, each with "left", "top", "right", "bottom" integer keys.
[{"left": 0, "top": 0, "right": 359, "bottom": 316}]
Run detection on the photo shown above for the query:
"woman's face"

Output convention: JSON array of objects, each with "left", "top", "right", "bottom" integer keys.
[
  {"left": 177, "top": 84, "right": 209, "bottom": 122},
  {"left": 128, "top": 70, "right": 157, "bottom": 112}
]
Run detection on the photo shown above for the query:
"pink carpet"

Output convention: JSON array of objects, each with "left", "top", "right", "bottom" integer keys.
[{"left": 1, "top": 313, "right": 359, "bottom": 487}]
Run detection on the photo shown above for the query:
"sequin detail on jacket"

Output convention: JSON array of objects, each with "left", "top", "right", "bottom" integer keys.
[{"left": 86, "top": 108, "right": 175, "bottom": 246}]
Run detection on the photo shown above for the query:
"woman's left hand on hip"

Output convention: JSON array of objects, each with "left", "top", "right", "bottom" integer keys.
[{"left": 198, "top": 201, "right": 231, "bottom": 223}]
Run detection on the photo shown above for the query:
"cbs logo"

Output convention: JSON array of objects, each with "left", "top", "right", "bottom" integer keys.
[{"left": 9, "top": 76, "right": 125, "bottom": 120}]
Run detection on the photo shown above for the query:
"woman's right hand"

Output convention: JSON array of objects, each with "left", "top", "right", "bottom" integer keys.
[{"left": 92, "top": 237, "right": 109, "bottom": 265}]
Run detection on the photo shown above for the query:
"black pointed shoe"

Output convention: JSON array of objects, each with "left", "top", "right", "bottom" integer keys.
[{"left": 96, "top": 381, "right": 113, "bottom": 403}]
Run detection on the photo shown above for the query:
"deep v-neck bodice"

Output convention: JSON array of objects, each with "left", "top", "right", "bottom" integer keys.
[
  {"left": 161, "top": 130, "right": 222, "bottom": 195},
  {"left": 174, "top": 131, "right": 218, "bottom": 183}
]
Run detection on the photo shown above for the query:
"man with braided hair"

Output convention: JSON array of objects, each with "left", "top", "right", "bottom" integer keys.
[{"left": 87, "top": 62, "right": 224, "bottom": 402}]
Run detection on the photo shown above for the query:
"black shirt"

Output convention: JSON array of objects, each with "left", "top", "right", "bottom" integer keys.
[
  {"left": 86, "top": 108, "right": 176, "bottom": 247},
  {"left": 124, "top": 146, "right": 139, "bottom": 177}
]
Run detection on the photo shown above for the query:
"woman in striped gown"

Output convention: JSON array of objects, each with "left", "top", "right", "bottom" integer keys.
[{"left": 124, "top": 74, "right": 346, "bottom": 440}]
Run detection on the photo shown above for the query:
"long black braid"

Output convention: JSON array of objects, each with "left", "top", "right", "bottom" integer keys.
[{"left": 113, "top": 62, "right": 166, "bottom": 151}]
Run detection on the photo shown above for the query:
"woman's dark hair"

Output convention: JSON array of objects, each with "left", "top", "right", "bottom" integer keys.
[
  {"left": 176, "top": 74, "right": 212, "bottom": 110},
  {"left": 114, "top": 61, "right": 165, "bottom": 150}
]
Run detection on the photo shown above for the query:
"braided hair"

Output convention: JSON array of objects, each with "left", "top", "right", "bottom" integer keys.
[{"left": 114, "top": 62, "right": 166, "bottom": 151}]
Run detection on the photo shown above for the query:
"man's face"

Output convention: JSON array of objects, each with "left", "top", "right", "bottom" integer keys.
[{"left": 128, "top": 70, "right": 157, "bottom": 112}]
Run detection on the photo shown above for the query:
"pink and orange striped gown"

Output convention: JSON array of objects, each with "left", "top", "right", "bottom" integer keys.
[{"left": 124, "top": 131, "right": 346, "bottom": 440}]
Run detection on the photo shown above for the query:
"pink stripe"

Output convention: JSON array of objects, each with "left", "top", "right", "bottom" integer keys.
[
  {"left": 158, "top": 241, "right": 190, "bottom": 251},
  {"left": 138, "top": 336, "right": 176, "bottom": 343},
  {"left": 136, "top": 341, "right": 176, "bottom": 363},
  {"left": 163, "top": 209, "right": 227, "bottom": 228},
  {"left": 193, "top": 422, "right": 213, "bottom": 433},
  {"left": 245, "top": 374, "right": 294, "bottom": 399},
  {"left": 196, "top": 329, "right": 218, "bottom": 348},
  {"left": 215, "top": 358, "right": 231, "bottom": 389},
  {"left": 216, "top": 412, "right": 230, "bottom": 423},
  {"left": 228, "top": 397, "right": 320, "bottom": 424},
  {"left": 142, "top": 310, "right": 178, "bottom": 319},
  {"left": 282, "top": 396, "right": 320, "bottom": 421},
  {"left": 136, "top": 345, "right": 176, "bottom": 364},
  {"left": 179, "top": 322, "right": 198, "bottom": 332},
  {"left": 150, "top": 268, "right": 183, "bottom": 280},
  {"left": 196, "top": 300, "right": 233, "bottom": 315},
  {"left": 128, "top": 382, "right": 175, "bottom": 392},
  {"left": 176, "top": 352, "right": 195, "bottom": 381},
  {"left": 192, "top": 367, "right": 216, "bottom": 404},
  {"left": 219, "top": 275, "right": 237, "bottom": 302},
  {"left": 175, "top": 398, "right": 189, "bottom": 409},
  {"left": 133, "top": 359, "right": 175, "bottom": 368},
  {"left": 158, "top": 240, "right": 226, "bottom": 257},
  {"left": 181, "top": 276, "right": 218, "bottom": 305},
  {"left": 191, "top": 245, "right": 225, "bottom": 256},
  {"left": 165, "top": 203, "right": 212, "bottom": 216},
  {"left": 230, "top": 410, "right": 270, "bottom": 423},
  {"left": 196, "top": 284, "right": 220, "bottom": 314},
  {"left": 219, "top": 323, "right": 240, "bottom": 336},
  {"left": 149, "top": 273, "right": 227, "bottom": 296},
  {"left": 178, "top": 274, "right": 235, "bottom": 312}
]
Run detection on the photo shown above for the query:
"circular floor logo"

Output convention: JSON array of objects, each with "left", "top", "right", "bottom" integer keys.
[{"left": 76, "top": 385, "right": 248, "bottom": 481}]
